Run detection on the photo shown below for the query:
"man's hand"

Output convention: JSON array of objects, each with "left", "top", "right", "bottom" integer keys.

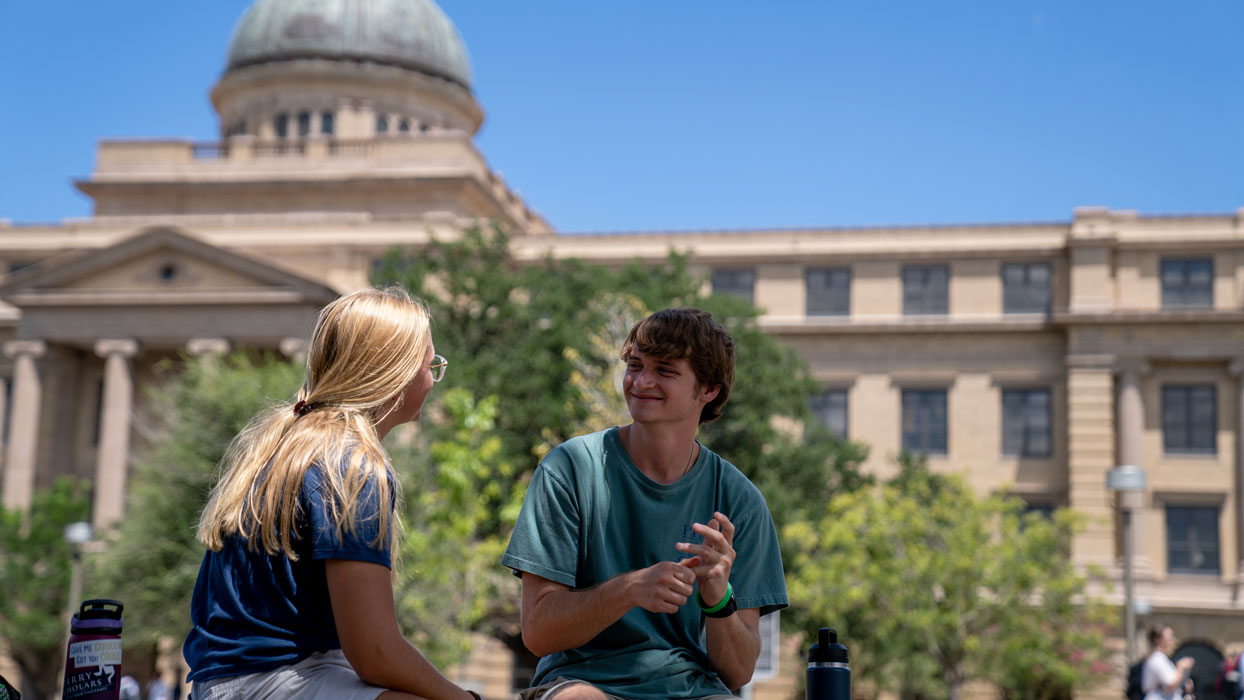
[
  {"left": 627, "top": 561, "right": 697, "bottom": 614},
  {"left": 675, "top": 511, "right": 736, "bottom": 606}
]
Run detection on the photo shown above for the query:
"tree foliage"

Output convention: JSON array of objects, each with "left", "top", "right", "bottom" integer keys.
[
  {"left": 0, "top": 476, "right": 91, "bottom": 700},
  {"left": 784, "top": 454, "right": 1113, "bottom": 700}
]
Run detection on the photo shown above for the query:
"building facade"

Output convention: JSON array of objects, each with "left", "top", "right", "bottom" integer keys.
[{"left": 1, "top": 0, "right": 1241, "bottom": 698}]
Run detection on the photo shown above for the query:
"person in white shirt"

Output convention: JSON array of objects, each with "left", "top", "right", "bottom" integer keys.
[{"left": 1142, "top": 626, "right": 1195, "bottom": 700}]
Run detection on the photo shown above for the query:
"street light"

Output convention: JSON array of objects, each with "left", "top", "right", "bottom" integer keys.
[
  {"left": 1106, "top": 465, "right": 1146, "bottom": 662},
  {"left": 63, "top": 521, "right": 94, "bottom": 619}
]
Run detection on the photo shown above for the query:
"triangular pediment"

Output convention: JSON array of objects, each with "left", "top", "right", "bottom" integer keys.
[{"left": 0, "top": 227, "right": 339, "bottom": 307}]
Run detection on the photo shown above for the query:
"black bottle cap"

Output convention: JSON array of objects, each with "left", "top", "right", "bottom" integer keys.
[
  {"left": 808, "top": 627, "right": 849, "bottom": 663},
  {"left": 77, "top": 599, "right": 123, "bottom": 620}
]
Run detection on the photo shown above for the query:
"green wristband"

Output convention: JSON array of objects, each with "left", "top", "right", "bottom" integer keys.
[{"left": 697, "top": 582, "right": 733, "bottom": 613}]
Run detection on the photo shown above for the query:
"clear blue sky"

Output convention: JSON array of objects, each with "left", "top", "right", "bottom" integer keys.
[{"left": 1, "top": 1, "right": 1241, "bottom": 232}]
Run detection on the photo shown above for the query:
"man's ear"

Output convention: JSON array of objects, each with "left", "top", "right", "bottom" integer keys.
[{"left": 699, "top": 384, "right": 720, "bottom": 405}]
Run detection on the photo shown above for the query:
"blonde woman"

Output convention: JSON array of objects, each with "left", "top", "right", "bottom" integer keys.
[{"left": 183, "top": 287, "right": 476, "bottom": 700}]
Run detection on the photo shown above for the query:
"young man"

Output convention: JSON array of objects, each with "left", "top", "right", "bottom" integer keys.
[{"left": 502, "top": 308, "right": 788, "bottom": 700}]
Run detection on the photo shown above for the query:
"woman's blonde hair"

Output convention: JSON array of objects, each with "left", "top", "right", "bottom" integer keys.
[{"left": 197, "top": 286, "right": 432, "bottom": 559}]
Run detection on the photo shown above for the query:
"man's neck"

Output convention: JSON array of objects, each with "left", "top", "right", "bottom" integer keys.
[{"left": 622, "top": 422, "right": 700, "bottom": 484}]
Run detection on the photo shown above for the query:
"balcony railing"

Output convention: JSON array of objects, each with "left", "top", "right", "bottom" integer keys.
[
  {"left": 252, "top": 142, "right": 307, "bottom": 158},
  {"left": 191, "top": 143, "right": 229, "bottom": 159}
]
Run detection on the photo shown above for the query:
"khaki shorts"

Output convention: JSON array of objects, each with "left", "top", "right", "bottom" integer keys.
[
  {"left": 518, "top": 677, "right": 735, "bottom": 700},
  {"left": 191, "top": 650, "right": 385, "bottom": 700}
]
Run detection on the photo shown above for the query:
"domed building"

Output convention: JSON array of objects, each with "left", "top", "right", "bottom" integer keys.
[
  {"left": 77, "top": 0, "right": 546, "bottom": 234},
  {"left": 0, "top": 0, "right": 1242, "bottom": 698}
]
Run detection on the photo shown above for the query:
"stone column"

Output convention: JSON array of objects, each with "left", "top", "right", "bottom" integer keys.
[
  {"left": 1115, "top": 360, "right": 1152, "bottom": 575},
  {"left": 1230, "top": 359, "right": 1244, "bottom": 583},
  {"left": 93, "top": 339, "right": 138, "bottom": 529},
  {"left": 2, "top": 340, "right": 46, "bottom": 512},
  {"left": 1066, "top": 354, "right": 1117, "bottom": 569}
]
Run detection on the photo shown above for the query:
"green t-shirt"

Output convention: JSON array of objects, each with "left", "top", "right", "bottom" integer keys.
[{"left": 501, "top": 427, "right": 788, "bottom": 700}]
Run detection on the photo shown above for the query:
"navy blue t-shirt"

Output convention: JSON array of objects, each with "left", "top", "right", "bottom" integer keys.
[{"left": 183, "top": 461, "right": 393, "bottom": 682}]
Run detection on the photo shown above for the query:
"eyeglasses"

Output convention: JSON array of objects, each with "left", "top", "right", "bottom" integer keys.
[{"left": 429, "top": 354, "right": 448, "bottom": 383}]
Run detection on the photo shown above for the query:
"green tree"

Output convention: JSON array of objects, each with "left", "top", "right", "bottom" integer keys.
[
  {"left": 0, "top": 476, "right": 91, "bottom": 700},
  {"left": 784, "top": 454, "right": 1112, "bottom": 700},
  {"left": 89, "top": 352, "right": 304, "bottom": 645}
]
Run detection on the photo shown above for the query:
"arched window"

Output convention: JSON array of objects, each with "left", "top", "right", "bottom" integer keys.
[{"left": 1174, "top": 642, "right": 1225, "bottom": 700}]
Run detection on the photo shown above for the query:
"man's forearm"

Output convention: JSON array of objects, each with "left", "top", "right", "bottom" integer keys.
[
  {"left": 522, "top": 572, "right": 636, "bottom": 656},
  {"left": 705, "top": 608, "right": 761, "bottom": 691}
]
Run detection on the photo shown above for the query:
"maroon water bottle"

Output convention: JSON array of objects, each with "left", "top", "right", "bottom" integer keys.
[{"left": 62, "top": 600, "right": 124, "bottom": 700}]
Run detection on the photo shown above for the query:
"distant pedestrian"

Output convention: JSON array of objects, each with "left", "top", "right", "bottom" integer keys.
[
  {"left": 119, "top": 675, "right": 140, "bottom": 700},
  {"left": 146, "top": 676, "right": 172, "bottom": 700},
  {"left": 1142, "top": 626, "right": 1195, "bottom": 700}
]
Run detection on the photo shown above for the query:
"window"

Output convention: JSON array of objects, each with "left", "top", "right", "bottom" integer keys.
[
  {"left": 806, "top": 267, "right": 850, "bottom": 316},
  {"left": 1002, "top": 262, "right": 1051, "bottom": 314},
  {"left": 712, "top": 268, "right": 755, "bottom": 304},
  {"left": 1161, "top": 258, "right": 1213, "bottom": 309},
  {"left": 274, "top": 113, "right": 289, "bottom": 140},
  {"left": 902, "top": 389, "right": 947, "bottom": 454},
  {"left": 320, "top": 111, "right": 334, "bottom": 136},
  {"left": 375, "top": 115, "right": 389, "bottom": 134},
  {"left": 1023, "top": 502, "right": 1056, "bottom": 520},
  {"left": 1002, "top": 388, "right": 1051, "bottom": 457},
  {"left": 902, "top": 265, "right": 949, "bottom": 315},
  {"left": 1162, "top": 385, "right": 1216, "bottom": 454},
  {"left": 297, "top": 111, "right": 311, "bottom": 137},
  {"left": 810, "top": 389, "right": 848, "bottom": 439},
  {"left": 399, "top": 118, "right": 411, "bottom": 133},
  {"left": 1166, "top": 506, "right": 1220, "bottom": 575}
]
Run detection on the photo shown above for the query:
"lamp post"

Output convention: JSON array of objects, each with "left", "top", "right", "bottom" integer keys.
[
  {"left": 1106, "top": 465, "right": 1146, "bottom": 662},
  {"left": 63, "top": 521, "right": 93, "bottom": 617}
]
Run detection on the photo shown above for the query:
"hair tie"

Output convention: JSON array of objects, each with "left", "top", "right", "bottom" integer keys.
[{"left": 293, "top": 400, "right": 319, "bottom": 417}]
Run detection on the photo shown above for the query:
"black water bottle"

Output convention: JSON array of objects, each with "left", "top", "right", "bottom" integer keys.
[{"left": 807, "top": 627, "right": 850, "bottom": 700}]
